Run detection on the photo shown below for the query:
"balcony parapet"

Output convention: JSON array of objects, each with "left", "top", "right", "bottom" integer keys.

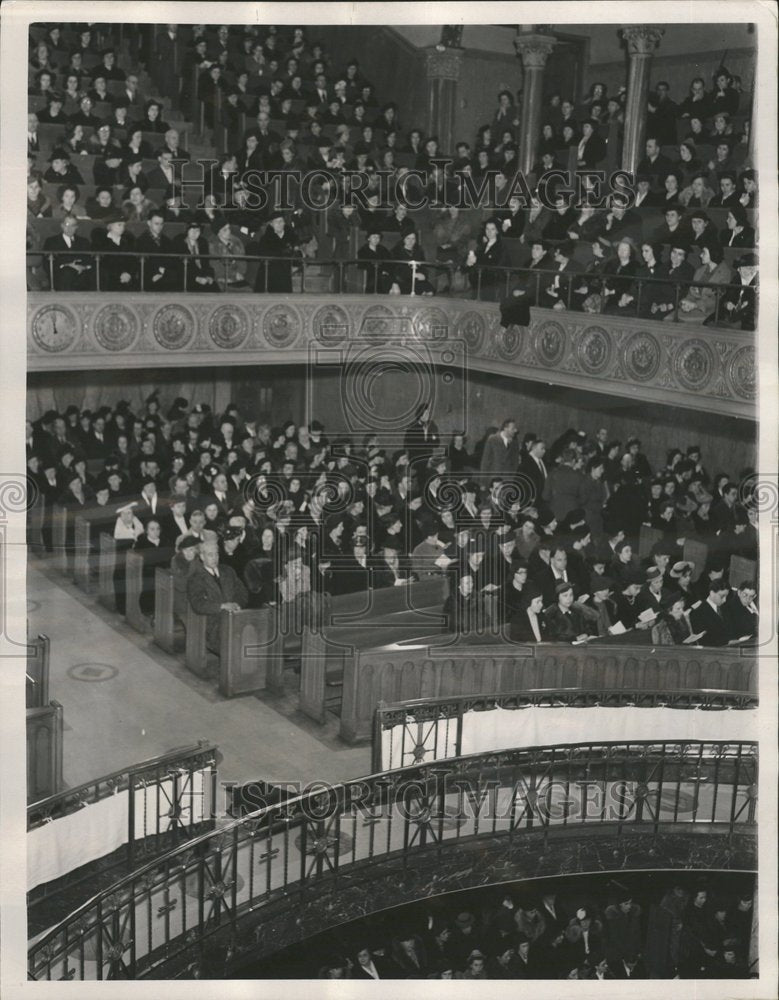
[{"left": 27, "top": 293, "right": 756, "bottom": 418}]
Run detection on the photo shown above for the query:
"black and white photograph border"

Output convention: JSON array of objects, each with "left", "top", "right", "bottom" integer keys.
[{"left": 1, "top": 2, "right": 777, "bottom": 998}]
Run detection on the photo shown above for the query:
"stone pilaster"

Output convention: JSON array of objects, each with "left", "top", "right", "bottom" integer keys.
[
  {"left": 620, "top": 25, "right": 665, "bottom": 173},
  {"left": 514, "top": 32, "right": 557, "bottom": 176}
]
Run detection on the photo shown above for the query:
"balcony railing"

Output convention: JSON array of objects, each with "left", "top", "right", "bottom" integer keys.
[
  {"left": 26, "top": 287, "right": 756, "bottom": 416},
  {"left": 373, "top": 688, "right": 760, "bottom": 771},
  {"left": 27, "top": 742, "right": 219, "bottom": 937},
  {"left": 27, "top": 249, "right": 756, "bottom": 326},
  {"left": 28, "top": 739, "right": 757, "bottom": 981}
]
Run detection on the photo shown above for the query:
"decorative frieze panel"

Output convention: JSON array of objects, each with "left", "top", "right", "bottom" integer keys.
[{"left": 26, "top": 294, "right": 756, "bottom": 419}]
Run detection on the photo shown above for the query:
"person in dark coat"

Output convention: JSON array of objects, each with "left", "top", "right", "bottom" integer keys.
[
  {"left": 351, "top": 943, "right": 399, "bottom": 980},
  {"left": 602, "top": 238, "right": 639, "bottom": 316},
  {"left": 705, "top": 253, "right": 757, "bottom": 330},
  {"left": 172, "top": 220, "right": 217, "bottom": 291},
  {"left": 723, "top": 581, "right": 758, "bottom": 640},
  {"left": 403, "top": 402, "right": 440, "bottom": 466},
  {"left": 252, "top": 212, "right": 298, "bottom": 292},
  {"left": 544, "top": 582, "right": 589, "bottom": 642},
  {"left": 91, "top": 217, "right": 139, "bottom": 291},
  {"left": 464, "top": 219, "right": 509, "bottom": 301},
  {"left": 135, "top": 211, "right": 177, "bottom": 291},
  {"left": 509, "top": 588, "right": 547, "bottom": 643},
  {"left": 604, "top": 891, "right": 643, "bottom": 967},
  {"left": 42, "top": 215, "right": 95, "bottom": 290},
  {"left": 689, "top": 580, "right": 733, "bottom": 646},
  {"left": 442, "top": 574, "right": 487, "bottom": 636},
  {"left": 480, "top": 420, "right": 519, "bottom": 477},
  {"left": 133, "top": 518, "right": 174, "bottom": 616},
  {"left": 499, "top": 239, "right": 553, "bottom": 327},
  {"left": 538, "top": 240, "right": 578, "bottom": 310},
  {"left": 389, "top": 231, "right": 435, "bottom": 295},
  {"left": 576, "top": 119, "right": 607, "bottom": 167},
  {"left": 186, "top": 544, "right": 248, "bottom": 653},
  {"left": 357, "top": 229, "right": 393, "bottom": 293}
]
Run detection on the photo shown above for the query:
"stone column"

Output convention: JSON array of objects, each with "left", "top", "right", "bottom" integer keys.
[
  {"left": 424, "top": 47, "right": 464, "bottom": 156},
  {"left": 620, "top": 25, "right": 665, "bottom": 174},
  {"left": 514, "top": 32, "right": 557, "bottom": 176}
]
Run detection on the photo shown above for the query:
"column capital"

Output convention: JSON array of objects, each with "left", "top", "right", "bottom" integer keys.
[
  {"left": 425, "top": 46, "right": 464, "bottom": 81},
  {"left": 513, "top": 32, "right": 556, "bottom": 70},
  {"left": 621, "top": 25, "right": 665, "bottom": 56}
]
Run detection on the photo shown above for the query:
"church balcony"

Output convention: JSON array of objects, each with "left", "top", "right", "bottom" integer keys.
[
  {"left": 27, "top": 739, "right": 757, "bottom": 981},
  {"left": 27, "top": 288, "right": 756, "bottom": 420}
]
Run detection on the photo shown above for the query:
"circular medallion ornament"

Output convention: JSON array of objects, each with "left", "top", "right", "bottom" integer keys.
[
  {"left": 412, "top": 306, "right": 449, "bottom": 341},
  {"left": 673, "top": 338, "right": 715, "bottom": 391},
  {"left": 455, "top": 311, "right": 486, "bottom": 353},
  {"left": 359, "top": 303, "right": 396, "bottom": 344},
  {"left": 622, "top": 330, "right": 661, "bottom": 382},
  {"left": 495, "top": 324, "right": 524, "bottom": 360},
  {"left": 262, "top": 303, "right": 301, "bottom": 348},
  {"left": 67, "top": 662, "right": 118, "bottom": 682},
  {"left": 209, "top": 304, "right": 249, "bottom": 349},
  {"left": 152, "top": 303, "right": 195, "bottom": 350},
  {"left": 31, "top": 304, "right": 78, "bottom": 353},
  {"left": 532, "top": 319, "right": 566, "bottom": 367},
  {"left": 312, "top": 303, "right": 350, "bottom": 344},
  {"left": 728, "top": 345, "right": 756, "bottom": 400},
  {"left": 576, "top": 325, "right": 613, "bottom": 375},
  {"left": 93, "top": 304, "right": 138, "bottom": 351}
]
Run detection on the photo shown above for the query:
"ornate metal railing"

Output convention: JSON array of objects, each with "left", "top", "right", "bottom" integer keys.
[
  {"left": 27, "top": 740, "right": 757, "bottom": 980},
  {"left": 373, "top": 688, "right": 759, "bottom": 771},
  {"left": 27, "top": 249, "right": 755, "bottom": 319},
  {"left": 28, "top": 742, "right": 218, "bottom": 936}
]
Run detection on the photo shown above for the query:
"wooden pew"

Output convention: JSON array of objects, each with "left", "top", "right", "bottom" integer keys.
[
  {"left": 219, "top": 607, "right": 285, "bottom": 697},
  {"left": 729, "top": 555, "right": 757, "bottom": 585},
  {"left": 51, "top": 505, "right": 68, "bottom": 575},
  {"left": 297, "top": 577, "right": 448, "bottom": 725},
  {"left": 27, "top": 491, "right": 46, "bottom": 555},
  {"left": 125, "top": 549, "right": 152, "bottom": 634},
  {"left": 97, "top": 532, "right": 117, "bottom": 611},
  {"left": 340, "top": 641, "right": 759, "bottom": 744},
  {"left": 153, "top": 567, "right": 177, "bottom": 654},
  {"left": 683, "top": 539, "right": 708, "bottom": 581},
  {"left": 184, "top": 604, "right": 209, "bottom": 678},
  {"left": 27, "top": 701, "right": 64, "bottom": 803},
  {"left": 26, "top": 634, "right": 50, "bottom": 709},
  {"left": 73, "top": 508, "right": 115, "bottom": 593}
]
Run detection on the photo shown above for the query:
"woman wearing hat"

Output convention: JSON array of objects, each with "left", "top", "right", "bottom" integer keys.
[
  {"left": 208, "top": 219, "right": 247, "bottom": 291},
  {"left": 173, "top": 220, "right": 216, "bottom": 291},
  {"left": 465, "top": 218, "right": 509, "bottom": 302},
  {"left": 673, "top": 242, "right": 732, "bottom": 323},
  {"left": 707, "top": 252, "right": 758, "bottom": 330},
  {"left": 602, "top": 238, "right": 638, "bottom": 316},
  {"left": 570, "top": 237, "right": 612, "bottom": 313},
  {"left": 576, "top": 119, "right": 607, "bottom": 168},
  {"left": 633, "top": 241, "right": 666, "bottom": 319},
  {"left": 252, "top": 212, "right": 299, "bottom": 293}
]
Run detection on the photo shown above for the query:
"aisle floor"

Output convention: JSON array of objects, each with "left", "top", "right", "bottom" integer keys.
[{"left": 26, "top": 559, "right": 369, "bottom": 798}]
